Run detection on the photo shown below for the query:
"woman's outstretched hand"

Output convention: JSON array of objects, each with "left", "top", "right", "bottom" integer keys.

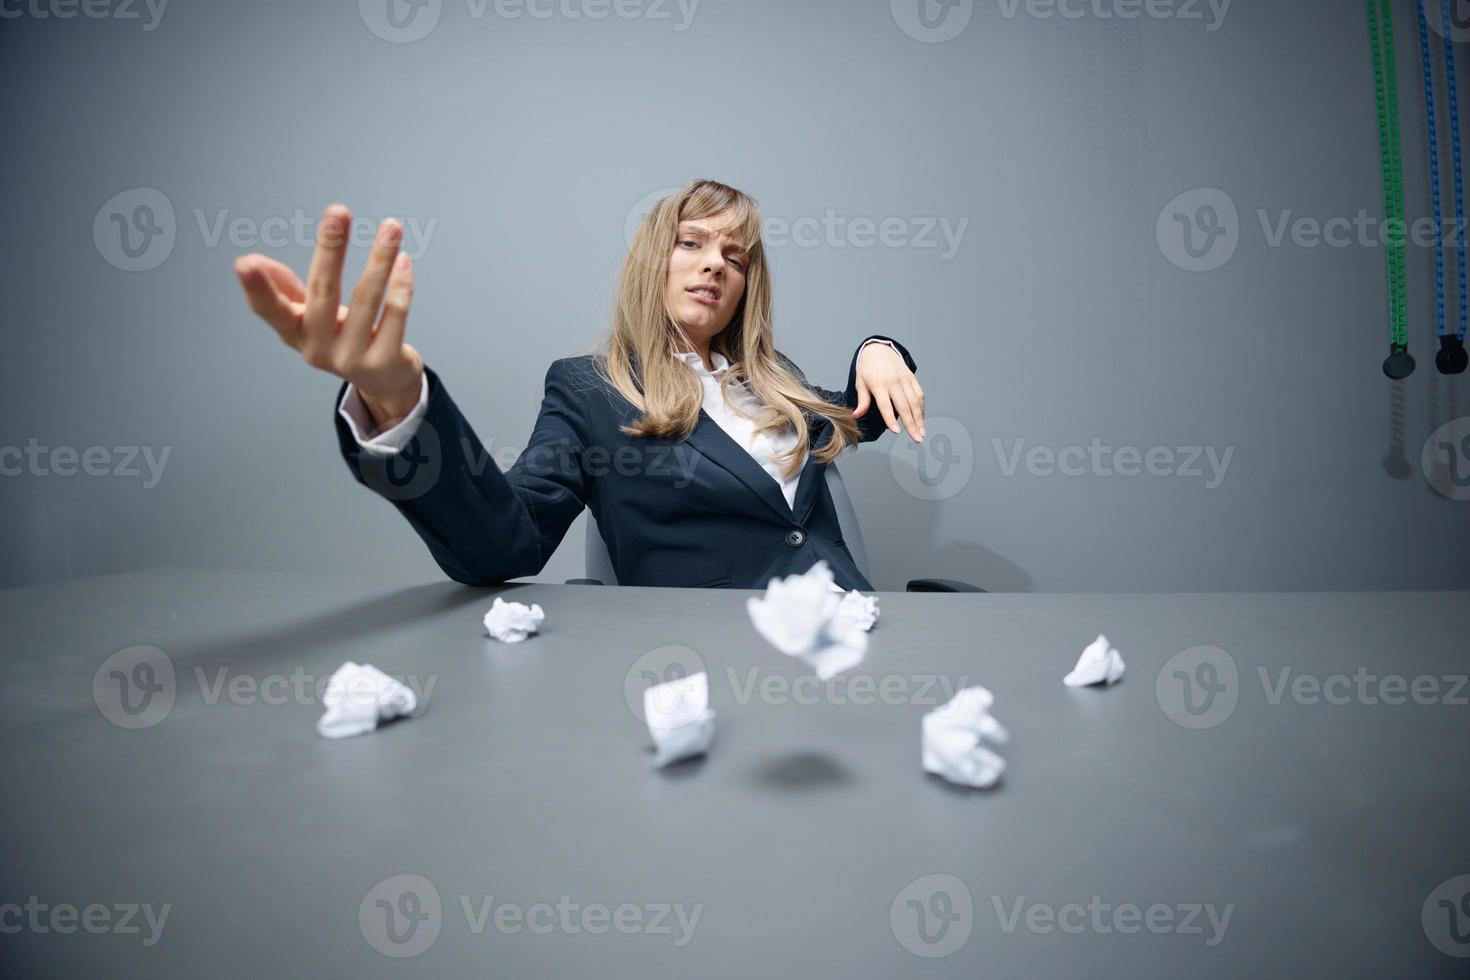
[
  {"left": 853, "top": 341, "right": 925, "bottom": 442},
  {"left": 233, "top": 204, "right": 424, "bottom": 428}
]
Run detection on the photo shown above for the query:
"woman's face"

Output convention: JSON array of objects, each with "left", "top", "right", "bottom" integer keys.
[{"left": 664, "top": 209, "right": 748, "bottom": 349}]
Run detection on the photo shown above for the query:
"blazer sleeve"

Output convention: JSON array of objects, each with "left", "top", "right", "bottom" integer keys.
[
  {"left": 334, "top": 359, "right": 590, "bottom": 586},
  {"left": 780, "top": 334, "right": 918, "bottom": 443}
]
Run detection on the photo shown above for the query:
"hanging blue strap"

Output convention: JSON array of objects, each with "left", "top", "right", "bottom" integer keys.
[
  {"left": 1440, "top": 0, "right": 1467, "bottom": 342},
  {"left": 1416, "top": 0, "right": 1447, "bottom": 342}
]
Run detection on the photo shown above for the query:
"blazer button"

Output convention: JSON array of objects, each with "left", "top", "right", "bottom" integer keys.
[{"left": 786, "top": 529, "right": 806, "bottom": 547}]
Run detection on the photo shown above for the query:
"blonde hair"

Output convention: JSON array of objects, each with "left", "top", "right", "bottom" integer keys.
[{"left": 592, "top": 178, "right": 862, "bottom": 481}]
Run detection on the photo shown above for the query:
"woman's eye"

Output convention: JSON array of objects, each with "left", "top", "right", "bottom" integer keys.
[{"left": 678, "top": 237, "right": 743, "bottom": 269}]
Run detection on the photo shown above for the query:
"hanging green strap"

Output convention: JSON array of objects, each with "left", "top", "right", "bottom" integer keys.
[{"left": 1367, "top": 0, "right": 1410, "bottom": 364}]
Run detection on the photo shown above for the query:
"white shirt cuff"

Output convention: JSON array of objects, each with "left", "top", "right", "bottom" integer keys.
[
  {"left": 338, "top": 371, "right": 431, "bottom": 456},
  {"left": 860, "top": 338, "right": 900, "bottom": 357}
]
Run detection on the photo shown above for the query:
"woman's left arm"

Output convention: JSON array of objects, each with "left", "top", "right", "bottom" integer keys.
[{"left": 779, "top": 335, "right": 923, "bottom": 444}]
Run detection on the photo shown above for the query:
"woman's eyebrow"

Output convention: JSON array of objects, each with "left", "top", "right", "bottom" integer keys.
[{"left": 680, "top": 224, "right": 749, "bottom": 253}]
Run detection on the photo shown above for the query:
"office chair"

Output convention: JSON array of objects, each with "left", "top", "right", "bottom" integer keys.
[{"left": 567, "top": 463, "right": 984, "bottom": 592}]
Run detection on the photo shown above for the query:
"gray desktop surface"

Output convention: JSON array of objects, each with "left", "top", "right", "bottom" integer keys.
[{"left": 2, "top": 568, "right": 1466, "bottom": 978}]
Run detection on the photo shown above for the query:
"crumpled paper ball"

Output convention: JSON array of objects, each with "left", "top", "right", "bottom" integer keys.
[
  {"left": 483, "top": 597, "right": 545, "bottom": 643},
  {"left": 1063, "top": 633, "right": 1125, "bottom": 687},
  {"left": 922, "top": 685, "right": 1010, "bottom": 789},
  {"left": 316, "top": 661, "right": 417, "bottom": 739},
  {"left": 834, "top": 588, "right": 879, "bottom": 632},
  {"left": 643, "top": 671, "right": 716, "bottom": 768},
  {"left": 747, "top": 560, "right": 869, "bottom": 680}
]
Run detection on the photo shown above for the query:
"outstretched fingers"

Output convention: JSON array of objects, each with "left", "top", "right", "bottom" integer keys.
[
  {"left": 302, "top": 204, "right": 352, "bottom": 365},
  {"left": 374, "top": 251, "right": 415, "bottom": 356},
  {"left": 342, "top": 218, "right": 404, "bottom": 350}
]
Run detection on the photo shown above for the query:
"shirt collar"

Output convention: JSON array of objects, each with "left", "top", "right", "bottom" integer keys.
[{"left": 676, "top": 349, "right": 731, "bottom": 376}]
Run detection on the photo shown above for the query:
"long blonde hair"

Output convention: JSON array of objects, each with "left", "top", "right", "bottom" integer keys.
[{"left": 592, "top": 178, "right": 862, "bottom": 481}]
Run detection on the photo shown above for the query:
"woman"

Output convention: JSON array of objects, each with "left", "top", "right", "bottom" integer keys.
[{"left": 233, "top": 179, "right": 926, "bottom": 590}]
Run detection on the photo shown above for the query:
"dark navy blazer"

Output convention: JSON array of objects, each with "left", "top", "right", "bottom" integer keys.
[{"left": 334, "top": 335, "right": 917, "bottom": 590}]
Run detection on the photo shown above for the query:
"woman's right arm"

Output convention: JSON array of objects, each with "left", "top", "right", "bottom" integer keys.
[
  {"left": 332, "top": 360, "right": 591, "bottom": 586},
  {"left": 234, "top": 204, "right": 589, "bottom": 586}
]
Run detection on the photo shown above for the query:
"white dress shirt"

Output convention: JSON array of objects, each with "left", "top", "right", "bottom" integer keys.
[
  {"left": 676, "top": 347, "right": 804, "bottom": 509},
  {"left": 339, "top": 338, "right": 900, "bottom": 512}
]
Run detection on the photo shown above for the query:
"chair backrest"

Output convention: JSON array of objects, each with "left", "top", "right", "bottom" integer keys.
[{"left": 584, "top": 462, "right": 870, "bottom": 586}]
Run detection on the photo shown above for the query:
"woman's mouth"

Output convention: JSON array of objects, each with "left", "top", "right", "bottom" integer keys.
[{"left": 686, "top": 285, "right": 721, "bottom": 307}]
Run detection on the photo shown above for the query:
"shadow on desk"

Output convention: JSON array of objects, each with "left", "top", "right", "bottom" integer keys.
[
  {"left": 744, "top": 751, "right": 856, "bottom": 791},
  {"left": 176, "top": 580, "right": 504, "bottom": 668}
]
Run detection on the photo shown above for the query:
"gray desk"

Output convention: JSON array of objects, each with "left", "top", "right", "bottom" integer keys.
[{"left": 2, "top": 568, "right": 1467, "bottom": 978}]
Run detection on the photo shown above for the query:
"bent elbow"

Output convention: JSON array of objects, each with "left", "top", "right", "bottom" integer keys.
[
  {"left": 436, "top": 545, "right": 542, "bottom": 589},
  {"left": 444, "top": 568, "right": 505, "bottom": 588}
]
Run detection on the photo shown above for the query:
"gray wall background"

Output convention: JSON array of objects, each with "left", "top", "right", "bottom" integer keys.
[{"left": 1, "top": 0, "right": 1467, "bottom": 592}]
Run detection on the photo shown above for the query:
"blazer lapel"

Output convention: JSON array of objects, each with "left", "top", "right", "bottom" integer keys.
[{"left": 684, "top": 409, "right": 797, "bottom": 524}]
